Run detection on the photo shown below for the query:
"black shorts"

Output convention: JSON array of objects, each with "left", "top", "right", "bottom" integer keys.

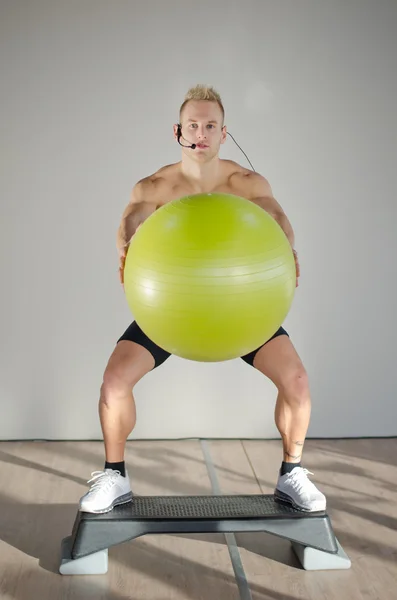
[{"left": 117, "top": 321, "right": 289, "bottom": 368}]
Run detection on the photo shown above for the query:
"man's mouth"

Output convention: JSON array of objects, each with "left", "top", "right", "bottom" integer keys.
[{"left": 196, "top": 143, "right": 208, "bottom": 149}]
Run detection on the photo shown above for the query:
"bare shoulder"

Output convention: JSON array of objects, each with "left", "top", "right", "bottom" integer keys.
[
  {"left": 224, "top": 160, "right": 273, "bottom": 200},
  {"left": 130, "top": 163, "right": 179, "bottom": 204}
]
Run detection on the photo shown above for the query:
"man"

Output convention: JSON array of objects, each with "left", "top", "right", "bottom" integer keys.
[{"left": 79, "top": 84, "right": 326, "bottom": 514}]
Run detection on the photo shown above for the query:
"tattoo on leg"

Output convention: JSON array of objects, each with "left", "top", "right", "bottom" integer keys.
[
  {"left": 286, "top": 451, "right": 302, "bottom": 460},
  {"left": 292, "top": 441, "right": 304, "bottom": 446}
]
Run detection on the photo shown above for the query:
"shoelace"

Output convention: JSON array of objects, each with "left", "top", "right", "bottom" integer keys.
[
  {"left": 287, "top": 467, "right": 315, "bottom": 493},
  {"left": 86, "top": 470, "right": 121, "bottom": 494}
]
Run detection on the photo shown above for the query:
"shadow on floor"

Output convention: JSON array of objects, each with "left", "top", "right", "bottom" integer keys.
[
  {"left": 311, "top": 438, "right": 397, "bottom": 469},
  {"left": 0, "top": 449, "right": 87, "bottom": 486}
]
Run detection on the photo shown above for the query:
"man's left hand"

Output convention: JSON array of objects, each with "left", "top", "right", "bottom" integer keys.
[{"left": 293, "top": 249, "right": 300, "bottom": 287}]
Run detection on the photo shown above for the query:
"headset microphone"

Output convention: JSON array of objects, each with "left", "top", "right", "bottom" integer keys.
[
  {"left": 176, "top": 123, "right": 255, "bottom": 171},
  {"left": 177, "top": 124, "right": 196, "bottom": 149}
]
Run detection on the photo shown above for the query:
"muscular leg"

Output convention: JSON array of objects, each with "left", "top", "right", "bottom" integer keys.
[
  {"left": 248, "top": 333, "right": 326, "bottom": 511},
  {"left": 99, "top": 340, "right": 155, "bottom": 463},
  {"left": 79, "top": 322, "right": 171, "bottom": 513},
  {"left": 252, "top": 334, "right": 311, "bottom": 465}
]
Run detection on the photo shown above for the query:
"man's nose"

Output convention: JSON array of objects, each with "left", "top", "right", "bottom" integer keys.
[{"left": 196, "top": 126, "right": 207, "bottom": 138}]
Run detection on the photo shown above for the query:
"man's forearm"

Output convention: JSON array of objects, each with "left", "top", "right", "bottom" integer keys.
[
  {"left": 275, "top": 212, "right": 299, "bottom": 286},
  {"left": 274, "top": 211, "right": 295, "bottom": 249},
  {"left": 116, "top": 201, "right": 153, "bottom": 255},
  {"left": 117, "top": 215, "right": 135, "bottom": 255},
  {"left": 251, "top": 192, "right": 296, "bottom": 250}
]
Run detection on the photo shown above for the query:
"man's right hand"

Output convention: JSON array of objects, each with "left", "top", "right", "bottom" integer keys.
[{"left": 119, "top": 250, "right": 127, "bottom": 285}]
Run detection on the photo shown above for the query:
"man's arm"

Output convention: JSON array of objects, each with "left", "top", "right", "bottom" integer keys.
[
  {"left": 116, "top": 178, "right": 157, "bottom": 284},
  {"left": 116, "top": 179, "right": 156, "bottom": 257},
  {"left": 248, "top": 172, "right": 299, "bottom": 286},
  {"left": 248, "top": 174, "right": 295, "bottom": 248}
]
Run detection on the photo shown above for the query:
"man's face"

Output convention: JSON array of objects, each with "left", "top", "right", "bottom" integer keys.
[{"left": 175, "top": 100, "right": 227, "bottom": 161}]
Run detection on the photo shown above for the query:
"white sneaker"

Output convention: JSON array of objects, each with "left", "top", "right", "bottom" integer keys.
[
  {"left": 274, "top": 466, "right": 326, "bottom": 512},
  {"left": 79, "top": 469, "right": 133, "bottom": 514}
]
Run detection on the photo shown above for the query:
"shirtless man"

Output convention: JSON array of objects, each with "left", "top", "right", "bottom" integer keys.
[{"left": 79, "top": 85, "right": 326, "bottom": 514}]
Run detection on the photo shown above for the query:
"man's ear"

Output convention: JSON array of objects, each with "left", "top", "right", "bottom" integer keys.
[
  {"left": 173, "top": 123, "right": 181, "bottom": 140},
  {"left": 220, "top": 125, "right": 227, "bottom": 144}
]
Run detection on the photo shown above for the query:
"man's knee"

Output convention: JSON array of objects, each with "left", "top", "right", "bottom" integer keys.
[
  {"left": 100, "top": 342, "right": 154, "bottom": 403},
  {"left": 101, "top": 367, "right": 132, "bottom": 403},
  {"left": 279, "top": 367, "right": 310, "bottom": 404}
]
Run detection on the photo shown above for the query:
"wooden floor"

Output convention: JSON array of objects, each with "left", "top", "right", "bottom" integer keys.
[{"left": 0, "top": 438, "right": 396, "bottom": 600}]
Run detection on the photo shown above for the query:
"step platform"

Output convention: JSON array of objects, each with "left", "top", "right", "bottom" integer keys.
[{"left": 59, "top": 494, "right": 351, "bottom": 574}]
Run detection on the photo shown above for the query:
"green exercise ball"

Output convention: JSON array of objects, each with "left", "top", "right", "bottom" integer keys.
[{"left": 123, "top": 193, "right": 296, "bottom": 362}]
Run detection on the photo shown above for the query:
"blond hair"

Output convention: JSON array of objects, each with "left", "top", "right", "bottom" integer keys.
[{"left": 179, "top": 84, "right": 225, "bottom": 122}]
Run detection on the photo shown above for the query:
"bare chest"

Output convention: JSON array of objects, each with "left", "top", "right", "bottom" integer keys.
[{"left": 155, "top": 180, "right": 252, "bottom": 209}]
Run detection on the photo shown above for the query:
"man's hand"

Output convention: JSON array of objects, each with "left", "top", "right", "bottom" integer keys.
[
  {"left": 293, "top": 249, "right": 300, "bottom": 287},
  {"left": 118, "top": 247, "right": 128, "bottom": 285}
]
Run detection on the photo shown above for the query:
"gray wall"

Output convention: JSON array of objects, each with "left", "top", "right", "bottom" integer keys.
[{"left": 1, "top": 0, "right": 396, "bottom": 440}]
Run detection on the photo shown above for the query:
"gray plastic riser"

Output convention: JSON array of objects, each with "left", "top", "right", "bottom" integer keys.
[
  {"left": 59, "top": 536, "right": 108, "bottom": 575},
  {"left": 292, "top": 538, "right": 352, "bottom": 571}
]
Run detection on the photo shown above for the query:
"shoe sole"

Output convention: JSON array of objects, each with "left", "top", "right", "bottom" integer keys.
[
  {"left": 274, "top": 488, "right": 326, "bottom": 513},
  {"left": 79, "top": 491, "right": 133, "bottom": 514}
]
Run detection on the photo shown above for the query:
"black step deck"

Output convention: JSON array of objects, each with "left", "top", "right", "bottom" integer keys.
[{"left": 70, "top": 494, "right": 337, "bottom": 559}]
